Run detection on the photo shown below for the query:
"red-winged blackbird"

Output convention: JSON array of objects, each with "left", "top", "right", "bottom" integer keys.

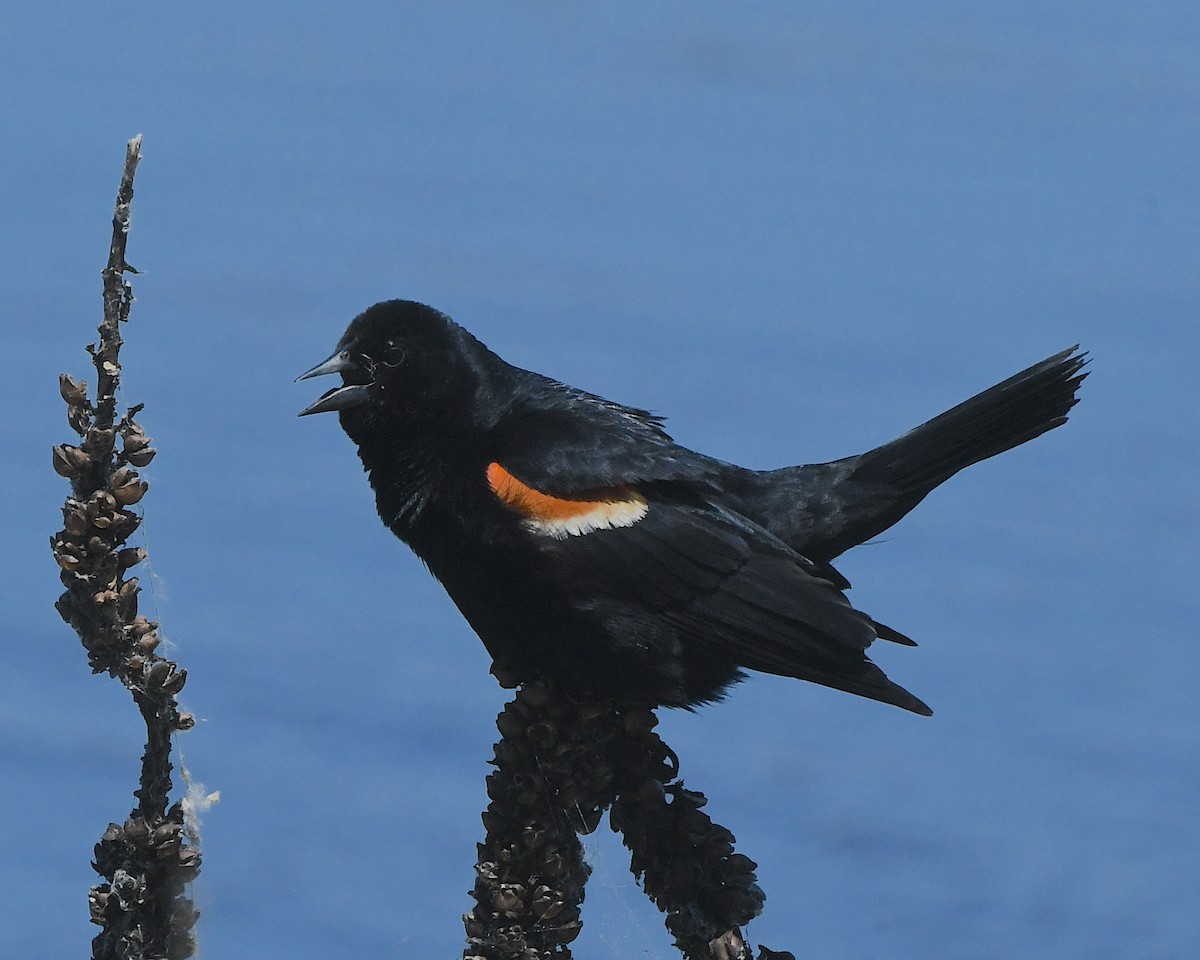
[{"left": 300, "top": 300, "right": 1086, "bottom": 715}]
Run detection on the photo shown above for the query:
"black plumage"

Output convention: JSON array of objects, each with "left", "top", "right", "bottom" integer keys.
[{"left": 300, "top": 300, "right": 1087, "bottom": 715}]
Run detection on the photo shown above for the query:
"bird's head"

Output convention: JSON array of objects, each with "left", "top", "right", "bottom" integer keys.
[{"left": 298, "top": 300, "right": 486, "bottom": 435}]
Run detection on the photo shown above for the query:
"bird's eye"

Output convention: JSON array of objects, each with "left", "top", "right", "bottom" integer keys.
[{"left": 379, "top": 342, "right": 406, "bottom": 367}]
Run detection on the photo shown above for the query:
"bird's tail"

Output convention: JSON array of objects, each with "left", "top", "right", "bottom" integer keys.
[
  {"left": 853, "top": 345, "right": 1088, "bottom": 491},
  {"left": 773, "top": 346, "right": 1088, "bottom": 561}
]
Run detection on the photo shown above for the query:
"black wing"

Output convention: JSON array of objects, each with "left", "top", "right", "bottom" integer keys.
[
  {"left": 529, "top": 483, "right": 931, "bottom": 715},
  {"left": 488, "top": 374, "right": 732, "bottom": 491}
]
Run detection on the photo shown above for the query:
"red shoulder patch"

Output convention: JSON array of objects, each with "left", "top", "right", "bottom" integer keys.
[{"left": 486, "top": 462, "right": 648, "bottom": 539}]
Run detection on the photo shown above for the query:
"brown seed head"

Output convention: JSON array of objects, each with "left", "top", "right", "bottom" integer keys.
[
  {"left": 67, "top": 405, "right": 91, "bottom": 435},
  {"left": 118, "top": 547, "right": 146, "bottom": 569},
  {"left": 60, "top": 373, "right": 90, "bottom": 405},
  {"left": 113, "top": 479, "right": 148, "bottom": 506},
  {"left": 120, "top": 425, "right": 151, "bottom": 450},
  {"left": 130, "top": 616, "right": 156, "bottom": 638},
  {"left": 161, "top": 667, "right": 188, "bottom": 695},
  {"left": 63, "top": 506, "right": 89, "bottom": 536},
  {"left": 89, "top": 490, "right": 117, "bottom": 513},
  {"left": 53, "top": 445, "right": 90, "bottom": 477},
  {"left": 125, "top": 446, "right": 156, "bottom": 466}
]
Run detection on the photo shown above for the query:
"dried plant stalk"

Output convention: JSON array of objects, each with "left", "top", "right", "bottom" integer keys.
[
  {"left": 467, "top": 677, "right": 794, "bottom": 960},
  {"left": 464, "top": 679, "right": 619, "bottom": 959},
  {"left": 52, "top": 135, "right": 201, "bottom": 960}
]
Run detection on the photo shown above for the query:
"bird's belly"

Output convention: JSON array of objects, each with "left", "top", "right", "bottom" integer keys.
[{"left": 417, "top": 536, "right": 739, "bottom": 707}]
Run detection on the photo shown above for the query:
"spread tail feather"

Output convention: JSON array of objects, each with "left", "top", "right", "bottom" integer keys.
[
  {"left": 853, "top": 345, "right": 1088, "bottom": 491},
  {"left": 782, "top": 346, "right": 1088, "bottom": 561}
]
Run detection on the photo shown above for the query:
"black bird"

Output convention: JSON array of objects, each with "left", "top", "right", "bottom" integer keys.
[{"left": 300, "top": 300, "right": 1086, "bottom": 715}]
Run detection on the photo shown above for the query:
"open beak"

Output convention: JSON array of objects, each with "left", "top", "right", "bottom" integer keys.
[{"left": 297, "top": 351, "right": 373, "bottom": 416}]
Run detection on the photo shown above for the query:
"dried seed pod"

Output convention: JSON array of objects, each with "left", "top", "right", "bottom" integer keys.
[
  {"left": 125, "top": 446, "right": 156, "bottom": 466},
  {"left": 146, "top": 659, "right": 171, "bottom": 686},
  {"left": 124, "top": 817, "right": 150, "bottom": 841},
  {"left": 475, "top": 861, "right": 499, "bottom": 882},
  {"left": 177, "top": 712, "right": 195, "bottom": 731},
  {"left": 161, "top": 667, "right": 188, "bottom": 695},
  {"left": 89, "top": 490, "right": 117, "bottom": 513},
  {"left": 55, "top": 552, "right": 82, "bottom": 572},
  {"left": 492, "top": 884, "right": 525, "bottom": 916},
  {"left": 117, "top": 578, "right": 139, "bottom": 616},
  {"left": 113, "top": 478, "right": 148, "bottom": 505},
  {"left": 68, "top": 404, "right": 91, "bottom": 435},
  {"left": 129, "top": 616, "right": 157, "bottom": 638},
  {"left": 88, "top": 887, "right": 110, "bottom": 924},
  {"left": 707, "top": 930, "right": 750, "bottom": 960},
  {"left": 532, "top": 886, "right": 565, "bottom": 920},
  {"left": 152, "top": 822, "right": 182, "bottom": 847},
  {"left": 118, "top": 547, "right": 146, "bottom": 569},
  {"left": 464, "top": 920, "right": 487, "bottom": 939},
  {"left": 109, "top": 510, "right": 141, "bottom": 539},
  {"left": 63, "top": 507, "right": 88, "bottom": 536},
  {"left": 138, "top": 633, "right": 160, "bottom": 653},
  {"left": 120, "top": 423, "right": 156, "bottom": 465},
  {"left": 52, "top": 536, "right": 83, "bottom": 559},
  {"left": 545, "top": 919, "right": 583, "bottom": 946},
  {"left": 97, "top": 823, "right": 124, "bottom": 846},
  {"left": 52, "top": 444, "right": 90, "bottom": 477},
  {"left": 120, "top": 424, "right": 150, "bottom": 450},
  {"left": 60, "top": 373, "right": 90, "bottom": 406}
]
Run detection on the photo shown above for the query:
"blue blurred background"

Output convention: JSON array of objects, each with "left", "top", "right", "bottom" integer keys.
[{"left": 3, "top": 3, "right": 1197, "bottom": 958}]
